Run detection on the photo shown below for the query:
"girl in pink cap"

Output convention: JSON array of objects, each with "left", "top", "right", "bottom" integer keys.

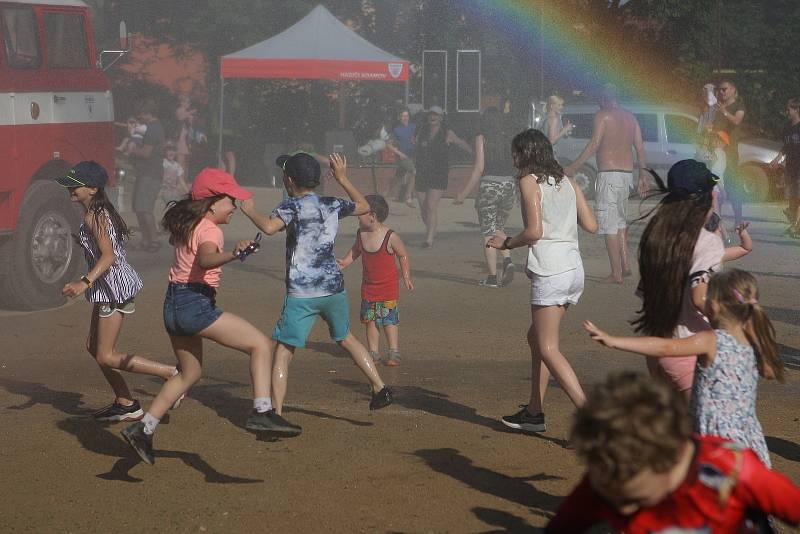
[{"left": 122, "top": 168, "right": 300, "bottom": 466}]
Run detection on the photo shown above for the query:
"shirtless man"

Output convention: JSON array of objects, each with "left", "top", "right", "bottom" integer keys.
[{"left": 564, "top": 84, "right": 647, "bottom": 284}]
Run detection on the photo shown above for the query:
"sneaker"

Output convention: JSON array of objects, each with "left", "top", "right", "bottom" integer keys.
[
  {"left": 500, "top": 259, "right": 516, "bottom": 287},
  {"left": 385, "top": 350, "right": 401, "bottom": 367},
  {"left": 121, "top": 421, "right": 155, "bottom": 465},
  {"left": 245, "top": 409, "right": 302, "bottom": 435},
  {"left": 94, "top": 400, "right": 144, "bottom": 422},
  {"left": 369, "top": 386, "right": 393, "bottom": 410},
  {"left": 501, "top": 405, "right": 546, "bottom": 432},
  {"left": 369, "top": 351, "right": 382, "bottom": 364},
  {"left": 478, "top": 275, "right": 499, "bottom": 288}
]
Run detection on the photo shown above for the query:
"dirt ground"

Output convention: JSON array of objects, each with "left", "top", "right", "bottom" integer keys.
[{"left": 1, "top": 188, "right": 798, "bottom": 533}]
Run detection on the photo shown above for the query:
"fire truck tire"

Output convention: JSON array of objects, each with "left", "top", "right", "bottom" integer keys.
[{"left": 0, "top": 181, "right": 83, "bottom": 310}]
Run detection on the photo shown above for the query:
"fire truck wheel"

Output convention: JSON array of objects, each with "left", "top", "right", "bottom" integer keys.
[{"left": 0, "top": 181, "right": 83, "bottom": 310}]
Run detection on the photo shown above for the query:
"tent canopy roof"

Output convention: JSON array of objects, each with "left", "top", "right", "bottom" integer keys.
[{"left": 221, "top": 5, "right": 409, "bottom": 82}]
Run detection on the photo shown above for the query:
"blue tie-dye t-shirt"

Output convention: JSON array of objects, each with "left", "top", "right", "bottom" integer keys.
[{"left": 272, "top": 193, "right": 356, "bottom": 297}]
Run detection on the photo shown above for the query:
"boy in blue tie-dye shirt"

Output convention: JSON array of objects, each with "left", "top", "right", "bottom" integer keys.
[{"left": 241, "top": 153, "right": 392, "bottom": 430}]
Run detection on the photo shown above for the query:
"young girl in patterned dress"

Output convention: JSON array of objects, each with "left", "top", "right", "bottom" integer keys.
[
  {"left": 58, "top": 161, "right": 178, "bottom": 423},
  {"left": 584, "top": 269, "right": 785, "bottom": 466}
]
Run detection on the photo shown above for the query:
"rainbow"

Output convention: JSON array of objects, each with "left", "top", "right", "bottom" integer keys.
[{"left": 460, "top": 1, "right": 694, "bottom": 104}]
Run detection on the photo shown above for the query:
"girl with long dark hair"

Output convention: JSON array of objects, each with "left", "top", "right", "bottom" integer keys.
[
  {"left": 455, "top": 108, "right": 518, "bottom": 287},
  {"left": 121, "top": 168, "right": 299, "bottom": 466},
  {"left": 487, "top": 130, "right": 598, "bottom": 432},
  {"left": 58, "top": 161, "right": 178, "bottom": 422}
]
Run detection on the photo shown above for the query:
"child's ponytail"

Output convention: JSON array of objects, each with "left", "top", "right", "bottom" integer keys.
[
  {"left": 161, "top": 194, "right": 222, "bottom": 247},
  {"left": 89, "top": 188, "right": 131, "bottom": 240},
  {"left": 707, "top": 269, "right": 785, "bottom": 382},
  {"left": 745, "top": 304, "right": 784, "bottom": 383}
]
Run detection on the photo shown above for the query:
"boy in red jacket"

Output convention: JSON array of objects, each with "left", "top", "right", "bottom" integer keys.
[{"left": 547, "top": 371, "right": 800, "bottom": 533}]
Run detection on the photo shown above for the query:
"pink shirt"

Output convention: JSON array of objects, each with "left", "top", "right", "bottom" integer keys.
[
  {"left": 169, "top": 217, "right": 224, "bottom": 287},
  {"left": 647, "top": 229, "right": 725, "bottom": 391}
]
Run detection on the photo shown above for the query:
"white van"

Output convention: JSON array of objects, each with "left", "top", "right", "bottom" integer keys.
[{"left": 553, "top": 103, "right": 782, "bottom": 201}]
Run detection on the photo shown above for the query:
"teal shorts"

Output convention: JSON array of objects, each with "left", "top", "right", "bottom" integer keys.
[{"left": 272, "top": 291, "right": 350, "bottom": 348}]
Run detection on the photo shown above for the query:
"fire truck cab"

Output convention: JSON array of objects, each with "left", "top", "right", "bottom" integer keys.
[{"left": 0, "top": 0, "right": 113, "bottom": 309}]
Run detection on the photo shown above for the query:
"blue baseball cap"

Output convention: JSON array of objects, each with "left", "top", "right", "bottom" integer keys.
[
  {"left": 667, "top": 159, "right": 717, "bottom": 196},
  {"left": 55, "top": 161, "right": 109, "bottom": 188}
]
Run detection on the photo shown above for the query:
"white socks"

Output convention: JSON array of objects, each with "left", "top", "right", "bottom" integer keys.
[
  {"left": 254, "top": 397, "right": 273, "bottom": 413},
  {"left": 142, "top": 412, "right": 160, "bottom": 435}
]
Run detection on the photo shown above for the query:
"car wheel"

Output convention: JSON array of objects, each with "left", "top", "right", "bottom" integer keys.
[
  {"left": 739, "top": 164, "right": 770, "bottom": 203},
  {"left": 571, "top": 166, "right": 597, "bottom": 200},
  {"left": 0, "top": 181, "right": 82, "bottom": 310}
]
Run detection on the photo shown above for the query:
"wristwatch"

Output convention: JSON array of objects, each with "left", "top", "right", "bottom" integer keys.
[
  {"left": 502, "top": 237, "right": 513, "bottom": 250},
  {"left": 80, "top": 275, "right": 92, "bottom": 288}
]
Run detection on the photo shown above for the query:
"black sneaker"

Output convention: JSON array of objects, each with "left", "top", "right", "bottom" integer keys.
[
  {"left": 245, "top": 409, "right": 302, "bottom": 435},
  {"left": 94, "top": 400, "right": 144, "bottom": 422},
  {"left": 369, "top": 386, "right": 393, "bottom": 410},
  {"left": 501, "top": 405, "right": 546, "bottom": 432},
  {"left": 478, "top": 275, "right": 499, "bottom": 288},
  {"left": 500, "top": 259, "right": 516, "bottom": 287},
  {"left": 121, "top": 422, "right": 155, "bottom": 465}
]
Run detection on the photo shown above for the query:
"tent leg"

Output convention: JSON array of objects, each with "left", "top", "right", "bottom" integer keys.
[
  {"left": 404, "top": 79, "right": 409, "bottom": 108},
  {"left": 338, "top": 82, "right": 346, "bottom": 129},
  {"left": 218, "top": 74, "right": 225, "bottom": 168}
]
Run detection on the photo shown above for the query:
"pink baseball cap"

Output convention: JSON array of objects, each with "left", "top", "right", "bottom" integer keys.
[{"left": 191, "top": 167, "right": 252, "bottom": 201}]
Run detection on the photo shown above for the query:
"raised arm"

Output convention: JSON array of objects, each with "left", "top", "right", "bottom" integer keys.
[
  {"left": 723, "top": 222, "right": 752, "bottom": 262},
  {"left": 455, "top": 135, "right": 484, "bottom": 204},
  {"left": 486, "top": 174, "right": 542, "bottom": 250},
  {"left": 330, "top": 153, "right": 370, "bottom": 215},
  {"left": 389, "top": 232, "right": 414, "bottom": 290},
  {"left": 584, "top": 320, "right": 716, "bottom": 360},
  {"left": 240, "top": 198, "right": 286, "bottom": 236}
]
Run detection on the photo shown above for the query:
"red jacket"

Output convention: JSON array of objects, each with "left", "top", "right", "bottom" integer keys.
[{"left": 547, "top": 435, "right": 800, "bottom": 533}]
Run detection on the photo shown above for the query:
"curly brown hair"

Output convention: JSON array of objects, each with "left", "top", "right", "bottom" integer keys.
[{"left": 571, "top": 372, "right": 691, "bottom": 492}]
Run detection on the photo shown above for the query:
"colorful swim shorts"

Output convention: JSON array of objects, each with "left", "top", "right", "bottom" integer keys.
[{"left": 360, "top": 299, "right": 399, "bottom": 326}]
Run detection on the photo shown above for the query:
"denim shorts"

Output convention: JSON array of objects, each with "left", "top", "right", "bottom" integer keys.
[
  {"left": 272, "top": 291, "right": 350, "bottom": 348},
  {"left": 163, "top": 282, "right": 223, "bottom": 337}
]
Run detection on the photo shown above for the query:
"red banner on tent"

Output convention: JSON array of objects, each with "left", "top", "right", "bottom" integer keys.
[{"left": 221, "top": 58, "right": 408, "bottom": 82}]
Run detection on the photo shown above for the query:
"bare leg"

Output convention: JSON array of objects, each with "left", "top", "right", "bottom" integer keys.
[
  {"left": 91, "top": 309, "right": 175, "bottom": 379},
  {"left": 527, "top": 305, "right": 585, "bottom": 412},
  {"left": 365, "top": 321, "right": 380, "bottom": 353},
  {"left": 483, "top": 235, "right": 498, "bottom": 276},
  {"left": 603, "top": 234, "right": 624, "bottom": 283},
  {"left": 424, "top": 189, "right": 444, "bottom": 246},
  {"left": 383, "top": 324, "right": 399, "bottom": 351},
  {"left": 147, "top": 335, "right": 203, "bottom": 419},
  {"left": 134, "top": 211, "right": 157, "bottom": 246},
  {"left": 197, "top": 312, "right": 273, "bottom": 400},
  {"left": 272, "top": 342, "right": 295, "bottom": 415},
  {"left": 619, "top": 227, "right": 632, "bottom": 276},
  {"left": 337, "top": 333, "right": 385, "bottom": 393},
  {"left": 416, "top": 191, "right": 427, "bottom": 225},
  {"left": 405, "top": 172, "right": 416, "bottom": 205}
]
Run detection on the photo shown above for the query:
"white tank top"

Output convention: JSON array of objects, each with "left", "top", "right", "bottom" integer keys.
[{"left": 525, "top": 176, "right": 582, "bottom": 276}]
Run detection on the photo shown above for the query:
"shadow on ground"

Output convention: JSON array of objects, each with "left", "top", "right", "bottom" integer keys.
[{"left": 766, "top": 436, "right": 800, "bottom": 463}]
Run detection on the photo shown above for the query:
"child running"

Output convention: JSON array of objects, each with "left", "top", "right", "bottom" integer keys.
[
  {"left": 487, "top": 129, "right": 597, "bottom": 432},
  {"left": 58, "top": 161, "right": 178, "bottom": 422},
  {"left": 546, "top": 371, "right": 800, "bottom": 532},
  {"left": 338, "top": 194, "right": 414, "bottom": 366},
  {"left": 240, "top": 153, "right": 393, "bottom": 416},
  {"left": 122, "top": 168, "right": 298, "bottom": 466},
  {"left": 635, "top": 159, "right": 752, "bottom": 398},
  {"left": 585, "top": 269, "right": 784, "bottom": 467}
]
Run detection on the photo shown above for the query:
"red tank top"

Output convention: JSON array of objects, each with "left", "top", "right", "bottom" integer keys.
[{"left": 357, "top": 229, "right": 399, "bottom": 301}]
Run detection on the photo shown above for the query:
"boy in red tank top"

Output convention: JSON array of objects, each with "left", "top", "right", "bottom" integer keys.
[{"left": 338, "top": 195, "right": 414, "bottom": 366}]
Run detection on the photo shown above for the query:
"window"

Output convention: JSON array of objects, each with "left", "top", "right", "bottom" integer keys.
[
  {"left": 2, "top": 8, "right": 41, "bottom": 69},
  {"left": 634, "top": 114, "right": 659, "bottom": 143},
  {"left": 44, "top": 12, "right": 89, "bottom": 68},
  {"left": 665, "top": 114, "right": 699, "bottom": 145},
  {"left": 561, "top": 114, "right": 594, "bottom": 139}
]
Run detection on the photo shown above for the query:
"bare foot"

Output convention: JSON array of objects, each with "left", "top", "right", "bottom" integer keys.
[{"left": 598, "top": 275, "right": 624, "bottom": 285}]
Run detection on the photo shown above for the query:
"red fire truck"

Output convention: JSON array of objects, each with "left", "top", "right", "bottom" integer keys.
[{"left": 0, "top": 0, "right": 115, "bottom": 309}]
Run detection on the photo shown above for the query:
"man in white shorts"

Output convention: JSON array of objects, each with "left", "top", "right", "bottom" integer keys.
[{"left": 565, "top": 84, "right": 647, "bottom": 284}]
